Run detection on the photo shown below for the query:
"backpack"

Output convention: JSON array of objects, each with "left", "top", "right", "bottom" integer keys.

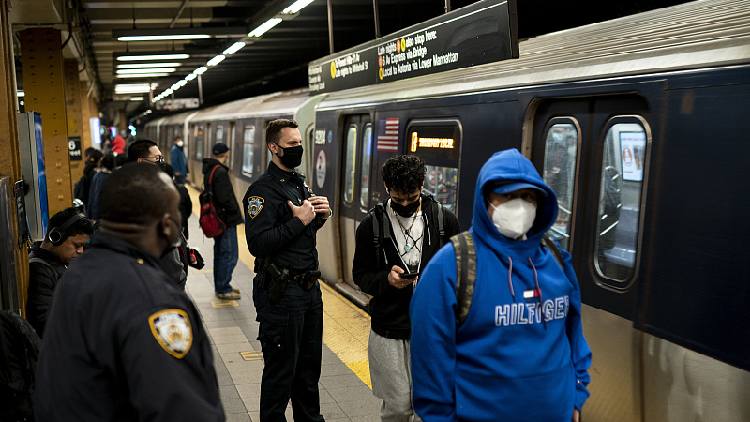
[
  {"left": 0, "top": 310, "right": 41, "bottom": 421},
  {"left": 451, "top": 231, "right": 565, "bottom": 326},
  {"left": 199, "top": 165, "right": 226, "bottom": 238},
  {"left": 369, "top": 197, "right": 445, "bottom": 268}
]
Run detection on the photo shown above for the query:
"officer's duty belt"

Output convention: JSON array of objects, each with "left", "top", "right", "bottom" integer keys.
[{"left": 289, "top": 269, "right": 321, "bottom": 289}]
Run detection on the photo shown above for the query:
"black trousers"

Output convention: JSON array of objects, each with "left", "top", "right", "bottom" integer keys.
[{"left": 254, "top": 277, "right": 324, "bottom": 422}]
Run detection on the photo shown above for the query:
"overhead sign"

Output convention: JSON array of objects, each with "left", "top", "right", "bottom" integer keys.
[
  {"left": 308, "top": 0, "right": 518, "bottom": 94},
  {"left": 155, "top": 98, "right": 200, "bottom": 111}
]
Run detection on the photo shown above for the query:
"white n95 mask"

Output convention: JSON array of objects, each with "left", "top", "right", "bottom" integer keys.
[{"left": 491, "top": 199, "right": 537, "bottom": 240}]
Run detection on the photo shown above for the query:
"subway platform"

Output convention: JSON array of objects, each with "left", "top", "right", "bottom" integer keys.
[{"left": 183, "top": 188, "right": 381, "bottom": 422}]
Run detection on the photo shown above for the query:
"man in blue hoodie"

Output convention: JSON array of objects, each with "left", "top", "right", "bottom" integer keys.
[{"left": 410, "top": 149, "right": 592, "bottom": 422}]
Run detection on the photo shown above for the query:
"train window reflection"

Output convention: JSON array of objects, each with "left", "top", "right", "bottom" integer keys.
[
  {"left": 360, "top": 125, "right": 372, "bottom": 208},
  {"left": 216, "top": 126, "right": 224, "bottom": 142},
  {"left": 423, "top": 165, "right": 458, "bottom": 213},
  {"left": 195, "top": 125, "right": 205, "bottom": 159},
  {"left": 343, "top": 125, "right": 357, "bottom": 204},
  {"left": 595, "top": 121, "right": 647, "bottom": 283},
  {"left": 242, "top": 126, "right": 255, "bottom": 176},
  {"left": 543, "top": 121, "right": 579, "bottom": 250}
]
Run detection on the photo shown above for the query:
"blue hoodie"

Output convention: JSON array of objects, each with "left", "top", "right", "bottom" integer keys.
[{"left": 410, "top": 149, "right": 592, "bottom": 422}]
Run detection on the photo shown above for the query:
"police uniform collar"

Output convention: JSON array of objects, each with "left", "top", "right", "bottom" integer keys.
[
  {"left": 269, "top": 161, "right": 304, "bottom": 183},
  {"left": 89, "top": 232, "right": 162, "bottom": 268}
]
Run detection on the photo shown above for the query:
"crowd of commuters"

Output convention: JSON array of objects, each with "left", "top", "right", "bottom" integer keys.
[{"left": 16, "top": 123, "right": 591, "bottom": 422}]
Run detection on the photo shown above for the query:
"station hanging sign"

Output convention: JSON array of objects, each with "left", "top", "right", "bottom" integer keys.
[
  {"left": 308, "top": 0, "right": 518, "bottom": 94},
  {"left": 155, "top": 98, "right": 200, "bottom": 111}
]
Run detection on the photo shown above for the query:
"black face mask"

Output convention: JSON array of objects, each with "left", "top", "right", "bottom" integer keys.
[
  {"left": 276, "top": 144, "right": 303, "bottom": 169},
  {"left": 391, "top": 198, "right": 420, "bottom": 218}
]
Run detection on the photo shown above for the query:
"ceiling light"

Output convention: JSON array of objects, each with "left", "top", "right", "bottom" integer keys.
[
  {"left": 248, "top": 18, "right": 282, "bottom": 37},
  {"left": 129, "top": 97, "right": 144, "bottom": 101},
  {"left": 117, "top": 54, "right": 190, "bottom": 61},
  {"left": 116, "top": 73, "right": 171, "bottom": 78},
  {"left": 17, "top": 91, "right": 24, "bottom": 97},
  {"left": 193, "top": 67, "right": 207, "bottom": 75},
  {"left": 207, "top": 55, "right": 226, "bottom": 66},
  {"left": 223, "top": 42, "right": 246, "bottom": 55},
  {"left": 283, "top": 0, "right": 316, "bottom": 14},
  {"left": 117, "top": 62, "right": 181, "bottom": 69},
  {"left": 177, "top": 80, "right": 188, "bottom": 87},
  {"left": 118, "top": 34, "right": 211, "bottom": 42},
  {"left": 115, "top": 83, "right": 158, "bottom": 94},
  {"left": 116, "top": 68, "right": 176, "bottom": 74},
  {"left": 185, "top": 73, "right": 197, "bottom": 81}
]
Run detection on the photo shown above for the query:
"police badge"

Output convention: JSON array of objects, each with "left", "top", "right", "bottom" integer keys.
[
  {"left": 247, "top": 196, "right": 264, "bottom": 219},
  {"left": 148, "top": 309, "right": 193, "bottom": 359}
]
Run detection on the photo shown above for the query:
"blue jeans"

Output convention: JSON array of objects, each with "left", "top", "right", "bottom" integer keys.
[
  {"left": 213, "top": 226, "right": 238, "bottom": 294},
  {"left": 256, "top": 280, "right": 324, "bottom": 422}
]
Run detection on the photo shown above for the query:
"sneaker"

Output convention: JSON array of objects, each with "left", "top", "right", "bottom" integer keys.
[
  {"left": 232, "top": 287, "right": 240, "bottom": 293},
  {"left": 216, "top": 292, "right": 241, "bottom": 300}
]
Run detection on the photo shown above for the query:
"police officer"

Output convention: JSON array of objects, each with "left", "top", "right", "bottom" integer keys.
[
  {"left": 34, "top": 163, "right": 225, "bottom": 421},
  {"left": 243, "top": 119, "right": 331, "bottom": 422}
]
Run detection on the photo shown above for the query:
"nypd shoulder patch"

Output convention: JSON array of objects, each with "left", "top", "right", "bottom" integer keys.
[
  {"left": 247, "top": 196, "right": 264, "bottom": 219},
  {"left": 148, "top": 309, "right": 193, "bottom": 359}
]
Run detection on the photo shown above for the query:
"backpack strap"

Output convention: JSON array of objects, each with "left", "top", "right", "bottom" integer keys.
[
  {"left": 29, "top": 258, "right": 59, "bottom": 282},
  {"left": 451, "top": 231, "right": 476, "bottom": 327},
  {"left": 541, "top": 232, "right": 565, "bottom": 269},
  {"left": 370, "top": 203, "right": 391, "bottom": 269},
  {"left": 207, "top": 165, "right": 221, "bottom": 187},
  {"left": 435, "top": 201, "right": 445, "bottom": 247}
]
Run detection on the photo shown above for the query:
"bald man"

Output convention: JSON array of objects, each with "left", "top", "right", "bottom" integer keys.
[{"left": 33, "top": 162, "right": 224, "bottom": 421}]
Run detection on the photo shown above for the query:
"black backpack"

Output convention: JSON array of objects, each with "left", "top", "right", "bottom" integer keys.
[{"left": 0, "top": 310, "right": 41, "bottom": 421}]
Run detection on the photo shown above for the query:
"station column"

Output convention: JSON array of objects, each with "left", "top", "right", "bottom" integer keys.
[
  {"left": 20, "top": 28, "right": 71, "bottom": 216},
  {"left": 65, "top": 59, "right": 85, "bottom": 185},
  {"left": 0, "top": 0, "right": 29, "bottom": 312}
]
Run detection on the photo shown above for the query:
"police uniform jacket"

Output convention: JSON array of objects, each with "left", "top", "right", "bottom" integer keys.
[
  {"left": 26, "top": 241, "right": 66, "bottom": 337},
  {"left": 243, "top": 161, "right": 327, "bottom": 271},
  {"left": 33, "top": 232, "right": 224, "bottom": 422},
  {"left": 202, "top": 157, "right": 243, "bottom": 228}
]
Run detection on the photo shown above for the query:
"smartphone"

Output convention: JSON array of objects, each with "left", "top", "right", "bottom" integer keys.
[{"left": 398, "top": 272, "right": 420, "bottom": 279}]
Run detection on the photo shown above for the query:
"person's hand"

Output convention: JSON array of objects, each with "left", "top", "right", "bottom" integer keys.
[
  {"left": 309, "top": 196, "right": 331, "bottom": 219},
  {"left": 288, "top": 200, "right": 315, "bottom": 225},
  {"left": 572, "top": 408, "right": 580, "bottom": 422},
  {"left": 388, "top": 266, "right": 416, "bottom": 289}
]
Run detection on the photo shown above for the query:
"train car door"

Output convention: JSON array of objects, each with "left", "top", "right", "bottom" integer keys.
[
  {"left": 528, "top": 94, "right": 653, "bottom": 422},
  {"left": 338, "top": 114, "right": 373, "bottom": 284}
]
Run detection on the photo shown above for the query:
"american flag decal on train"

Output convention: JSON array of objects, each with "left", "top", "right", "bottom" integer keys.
[{"left": 376, "top": 118, "right": 399, "bottom": 152}]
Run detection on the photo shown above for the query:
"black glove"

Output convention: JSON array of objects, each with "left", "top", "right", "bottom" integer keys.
[{"left": 188, "top": 248, "right": 204, "bottom": 270}]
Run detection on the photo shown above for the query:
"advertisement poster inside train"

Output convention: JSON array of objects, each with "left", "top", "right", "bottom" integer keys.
[{"left": 620, "top": 131, "right": 646, "bottom": 182}]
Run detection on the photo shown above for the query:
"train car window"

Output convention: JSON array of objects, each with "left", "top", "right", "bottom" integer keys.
[
  {"left": 343, "top": 125, "right": 357, "bottom": 204},
  {"left": 216, "top": 125, "right": 224, "bottom": 142},
  {"left": 242, "top": 126, "right": 256, "bottom": 176},
  {"left": 406, "top": 119, "right": 462, "bottom": 213},
  {"left": 194, "top": 125, "right": 205, "bottom": 159},
  {"left": 595, "top": 120, "right": 648, "bottom": 284},
  {"left": 542, "top": 120, "right": 580, "bottom": 250},
  {"left": 359, "top": 125, "right": 373, "bottom": 208}
]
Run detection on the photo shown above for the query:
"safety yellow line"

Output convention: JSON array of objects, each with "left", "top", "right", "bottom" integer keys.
[{"left": 186, "top": 185, "right": 372, "bottom": 389}]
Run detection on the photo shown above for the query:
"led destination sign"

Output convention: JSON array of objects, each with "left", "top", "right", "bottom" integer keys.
[
  {"left": 408, "top": 124, "right": 461, "bottom": 160},
  {"left": 308, "top": 0, "right": 518, "bottom": 94}
]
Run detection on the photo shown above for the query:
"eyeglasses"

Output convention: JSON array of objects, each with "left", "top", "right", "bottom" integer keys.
[{"left": 143, "top": 155, "right": 165, "bottom": 164}]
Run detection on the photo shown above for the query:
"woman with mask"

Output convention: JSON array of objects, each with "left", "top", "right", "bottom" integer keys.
[{"left": 410, "top": 149, "right": 592, "bottom": 422}]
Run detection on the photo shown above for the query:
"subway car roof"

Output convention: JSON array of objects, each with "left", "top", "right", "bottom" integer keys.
[
  {"left": 317, "top": 0, "right": 750, "bottom": 110},
  {"left": 146, "top": 88, "right": 311, "bottom": 128}
]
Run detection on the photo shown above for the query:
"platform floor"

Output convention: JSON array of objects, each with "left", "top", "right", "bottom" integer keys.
[{"left": 184, "top": 188, "right": 381, "bottom": 422}]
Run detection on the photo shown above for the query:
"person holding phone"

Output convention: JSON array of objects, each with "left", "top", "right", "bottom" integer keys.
[{"left": 353, "top": 155, "right": 460, "bottom": 422}]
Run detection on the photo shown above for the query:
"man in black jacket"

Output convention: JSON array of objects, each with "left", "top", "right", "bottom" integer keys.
[
  {"left": 26, "top": 207, "right": 95, "bottom": 337},
  {"left": 203, "top": 142, "right": 244, "bottom": 300},
  {"left": 353, "top": 155, "right": 460, "bottom": 422}
]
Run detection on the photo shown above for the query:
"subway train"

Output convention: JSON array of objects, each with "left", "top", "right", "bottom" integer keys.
[{"left": 144, "top": 0, "right": 750, "bottom": 420}]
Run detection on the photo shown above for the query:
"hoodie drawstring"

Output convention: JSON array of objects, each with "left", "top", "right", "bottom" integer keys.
[
  {"left": 507, "top": 256, "right": 515, "bottom": 301},
  {"left": 528, "top": 257, "right": 546, "bottom": 328}
]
